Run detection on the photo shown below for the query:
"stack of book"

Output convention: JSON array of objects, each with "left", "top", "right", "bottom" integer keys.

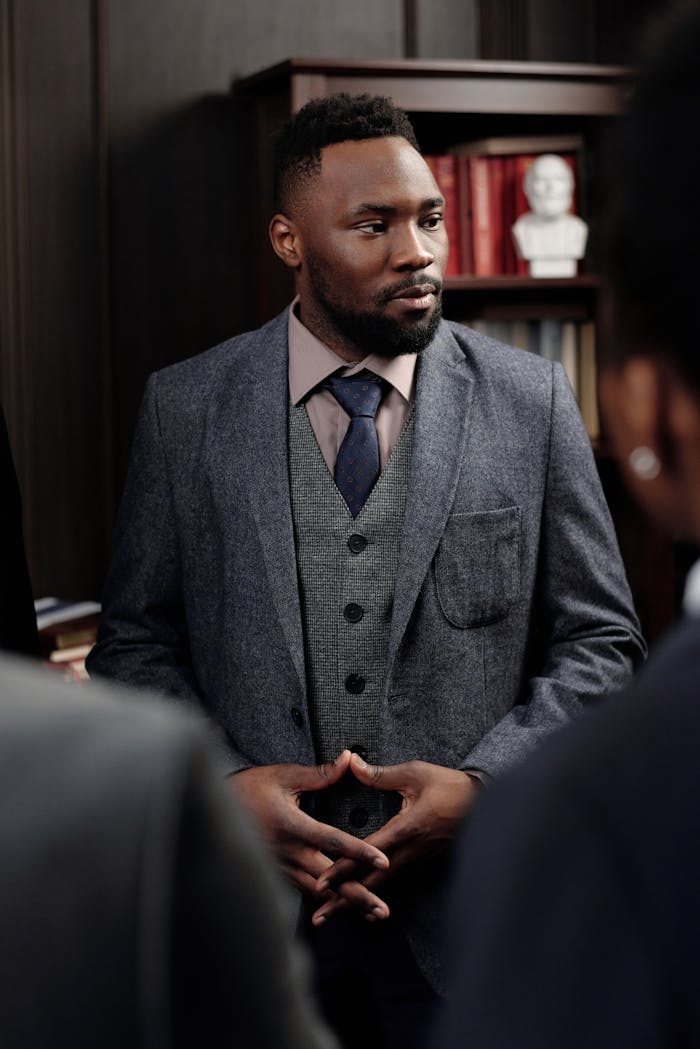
[
  {"left": 462, "top": 317, "right": 599, "bottom": 440},
  {"left": 35, "top": 597, "right": 101, "bottom": 683},
  {"left": 425, "top": 134, "right": 584, "bottom": 278}
]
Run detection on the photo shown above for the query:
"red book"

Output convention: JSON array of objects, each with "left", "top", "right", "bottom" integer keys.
[
  {"left": 424, "top": 155, "right": 461, "bottom": 276},
  {"left": 501, "top": 155, "right": 519, "bottom": 275},
  {"left": 456, "top": 157, "right": 474, "bottom": 275},
  {"left": 488, "top": 156, "right": 506, "bottom": 275},
  {"left": 469, "top": 155, "right": 493, "bottom": 276},
  {"left": 512, "top": 154, "right": 535, "bottom": 275}
]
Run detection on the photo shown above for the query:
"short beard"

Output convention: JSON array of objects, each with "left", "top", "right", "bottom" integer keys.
[{"left": 306, "top": 258, "right": 443, "bottom": 359}]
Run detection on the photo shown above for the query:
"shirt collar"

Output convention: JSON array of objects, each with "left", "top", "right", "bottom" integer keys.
[
  {"left": 288, "top": 298, "right": 416, "bottom": 406},
  {"left": 683, "top": 558, "right": 700, "bottom": 617}
]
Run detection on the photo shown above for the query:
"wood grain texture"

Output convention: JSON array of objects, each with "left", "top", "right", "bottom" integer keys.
[{"left": 0, "top": 0, "right": 110, "bottom": 598}]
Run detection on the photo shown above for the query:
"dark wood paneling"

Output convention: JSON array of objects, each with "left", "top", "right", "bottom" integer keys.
[
  {"left": 0, "top": 0, "right": 110, "bottom": 598},
  {"left": 478, "top": 0, "right": 528, "bottom": 60},
  {"left": 226, "top": 0, "right": 404, "bottom": 79},
  {"left": 106, "top": 0, "right": 254, "bottom": 487},
  {"left": 528, "top": 0, "right": 594, "bottom": 62},
  {"left": 414, "top": 0, "right": 478, "bottom": 59}
]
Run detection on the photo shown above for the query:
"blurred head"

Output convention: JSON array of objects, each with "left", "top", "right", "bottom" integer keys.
[
  {"left": 600, "top": 2, "right": 700, "bottom": 541},
  {"left": 524, "top": 154, "right": 574, "bottom": 220},
  {"left": 269, "top": 94, "right": 448, "bottom": 362}
]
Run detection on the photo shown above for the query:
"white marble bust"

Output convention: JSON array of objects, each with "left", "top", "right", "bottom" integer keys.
[{"left": 512, "top": 153, "right": 588, "bottom": 277}]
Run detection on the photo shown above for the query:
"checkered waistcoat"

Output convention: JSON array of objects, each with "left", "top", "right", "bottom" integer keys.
[{"left": 288, "top": 401, "right": 414, "bottom": 837}]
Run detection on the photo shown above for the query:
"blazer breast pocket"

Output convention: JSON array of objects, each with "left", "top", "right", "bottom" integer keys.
[{"left": 435, "top": 507, "right": 522, "bottom": 628}]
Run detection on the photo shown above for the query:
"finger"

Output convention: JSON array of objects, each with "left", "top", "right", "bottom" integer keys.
[
  {"left": 316, "top": 817, "right": 416, "bottom": 891},
  {"left": 280, "top": 863, "right": 335, "bottom": 899},
  {"left": 313, "top": 881, "right": 390, "bottom": 925},
  {"left": 349, "top": 753, "right": 423, "bottom": 792},
  {"left": 293, "top": 750, "right": 352, "bottom": 792},
  {"left": 312, "top": 895, "right": 350, "bottom": 923},
  {"left": 290, "top": 808, "right": 390, "bottom": 869},
  {"left": 280, "top": 844, "right": 333, "bottom": 880},
  {"left": 347, "top": 752, "right": 387, "bottom": 788},
  {"left": 315, "top": 856, "right": 360, "bottom": 893}
]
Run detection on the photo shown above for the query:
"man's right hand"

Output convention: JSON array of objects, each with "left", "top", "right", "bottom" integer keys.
[{"left": 230, "top": 750, "right": 391, "bottom": 919}]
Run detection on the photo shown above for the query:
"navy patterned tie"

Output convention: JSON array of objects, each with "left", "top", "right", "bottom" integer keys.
[{"left": 323, "top": 371, "right": 386, "bottom": 517}]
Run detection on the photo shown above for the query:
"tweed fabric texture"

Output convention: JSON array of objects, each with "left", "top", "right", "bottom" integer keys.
[
  {"left": 322, "top": 371, "right": 385, "bottom": 517},
  {"left": 289, "top": 400, "right": 414, "bottom": 837}
]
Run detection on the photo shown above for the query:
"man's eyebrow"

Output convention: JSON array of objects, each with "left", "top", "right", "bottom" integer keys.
[{"left": 351, "top": 196, "right": 445, "bottom": 216}]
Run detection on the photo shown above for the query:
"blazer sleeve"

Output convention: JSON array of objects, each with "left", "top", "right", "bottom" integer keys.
[
  {"left": 462, "top": 362, "right": 646, "bottom": 777},
  {"left": 87, "top": 375, "right": 248, "bottom": 772}
]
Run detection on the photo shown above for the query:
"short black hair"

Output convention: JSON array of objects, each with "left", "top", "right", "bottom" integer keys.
[
  {"left": 272, "top": 92, "right": 420, "bottom": 214},
  {"left": 605, "top": 1, "right": 700, "bottom": 394}
]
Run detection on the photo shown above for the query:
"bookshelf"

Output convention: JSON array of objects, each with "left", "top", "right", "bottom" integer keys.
[{"left": 234, "top": 57, "right": 680, "bottom": 641}]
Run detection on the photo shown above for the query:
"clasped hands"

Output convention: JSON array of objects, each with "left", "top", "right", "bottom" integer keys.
[{"left": 232, "top": 749, "right": 479, "bottom": 926}]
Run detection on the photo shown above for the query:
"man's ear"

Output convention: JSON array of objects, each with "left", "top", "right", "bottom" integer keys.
[{"left": 269, "top": 214, "right": 302, "bottom": 270}]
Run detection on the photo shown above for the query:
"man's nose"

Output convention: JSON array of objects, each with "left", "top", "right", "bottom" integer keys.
[{"left": 391, "top": 224, "right": 435, "bottom": 270}]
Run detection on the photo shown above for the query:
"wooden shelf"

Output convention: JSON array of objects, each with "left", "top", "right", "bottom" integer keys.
[
  {"left": 444, "top": 275, "right": 602, "bottom": 292},
  {"left": 235, "top": 57, "right": 632, "bottom": 117}
]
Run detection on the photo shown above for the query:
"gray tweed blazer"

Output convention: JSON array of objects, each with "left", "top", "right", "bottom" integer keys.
[{"left": 88, "top": 308, "right": 645, "bottom": 989}]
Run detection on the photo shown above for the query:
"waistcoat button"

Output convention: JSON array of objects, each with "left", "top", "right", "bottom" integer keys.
[
  {"left": 345, "top": 674, "right": 366, "bottom": 694},
  {"left": 347, "top": 533, "right": 367, "bottom": 554},
  {"left": 343, "top": 602, "right": 364, "bottom": 623},
  {"left": 349, "top": 806, "right": 369, "bottom": 828}
]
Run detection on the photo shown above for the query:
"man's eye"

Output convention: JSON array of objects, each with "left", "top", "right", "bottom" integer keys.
[
  {"left": 423, "top": 214, "right": 444, "bottom": 229},
  {"left": 357, "top": 222, "right": 386, "bottom": 234}
]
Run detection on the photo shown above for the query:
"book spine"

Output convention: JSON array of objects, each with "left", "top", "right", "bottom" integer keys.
[
  {"left": 469, "top": 156, "right": 493, "bottom": 276},
  {"left": 538, "top": 318, "right": 563, "bottom": 362},
  {"left": 456, "top": 157, "right": 474, "bottom": 275},
  {"left": 578, "top": 321, "right": 600, "bottom": 440},
  {"left": 560, "top": 321, "right": 579, "bottom": 397},
  {"left": 502, "top": 155, "right": 519, "bottom": 275},
  {"left": 488, "top": 156, "right": 506, "bottom": 275},
  {"left": 425, "top": 155, "right": 461, "bottom": 276}
]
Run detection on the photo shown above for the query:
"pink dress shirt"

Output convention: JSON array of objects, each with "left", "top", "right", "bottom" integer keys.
[{"left": 287, "top": 301, "right": 416, "bottom": 475}]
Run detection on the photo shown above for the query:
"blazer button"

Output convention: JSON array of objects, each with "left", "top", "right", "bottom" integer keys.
[
  {"left": 343, "top": 602, "right": 364, "bottom": 623},
  {"left": 345, "top": 674, "right": 366, "bottom": 694},
  {"left": 347, "top": 533, "right": 367, "bottom": 554},
  {"left": 290, "top": 707, "right": 304, "bottom": 727},
  {"left": 349, "top": 806, "right": 369, "bottom": 829}
]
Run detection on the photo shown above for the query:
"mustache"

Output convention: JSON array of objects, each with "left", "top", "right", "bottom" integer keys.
[{"left": 377, "top": 274, "right": 443, "bottom": 304}]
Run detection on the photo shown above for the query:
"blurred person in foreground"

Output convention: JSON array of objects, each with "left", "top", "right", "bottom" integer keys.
[
  {"left": 431, "top": 6, "right": 700, "bottom": 1048},
  {"left": 0, "top": 654, "right": 335, "bottom": 1049}
]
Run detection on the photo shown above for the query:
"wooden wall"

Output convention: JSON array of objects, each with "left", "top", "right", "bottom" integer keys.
[{"left": 0, "top": 0, "right": 662, "bottom": 600}]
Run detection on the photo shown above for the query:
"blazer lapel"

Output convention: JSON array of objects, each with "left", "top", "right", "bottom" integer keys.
[
  {"left": 386, "top": 323, "right": 474, "bottom": 682},
  {"left": 212, "top": 311, "right": 307, "bottom": 698}
]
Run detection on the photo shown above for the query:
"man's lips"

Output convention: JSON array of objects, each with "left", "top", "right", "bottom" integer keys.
[{"left": 387, "top": 284, "right": 439, "bottom": 311}]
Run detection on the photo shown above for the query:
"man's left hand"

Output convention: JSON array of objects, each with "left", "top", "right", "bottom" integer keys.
[{"left": 311, "top": 754, "right": 481, "bottom": 925}]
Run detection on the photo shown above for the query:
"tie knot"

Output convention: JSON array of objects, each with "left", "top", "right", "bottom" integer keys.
[{"left": 323, "top": 372, "right": 385, "bottom": 419}]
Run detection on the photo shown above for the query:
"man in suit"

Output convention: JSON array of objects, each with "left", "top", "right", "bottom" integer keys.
[
  {"left": 430, "top": 6, "right": 700, "bottom": 1048},
  {"left": 88, "top": 93, "right": 644, "bottom": 1048},
  {"left": 0, "top": 654, "right": 336, "bottom": 1049}
]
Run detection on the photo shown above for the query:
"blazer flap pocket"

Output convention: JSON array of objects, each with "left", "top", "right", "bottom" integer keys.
[{"left": 436, "top": 506, "right": 521, "bottom": 628}]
